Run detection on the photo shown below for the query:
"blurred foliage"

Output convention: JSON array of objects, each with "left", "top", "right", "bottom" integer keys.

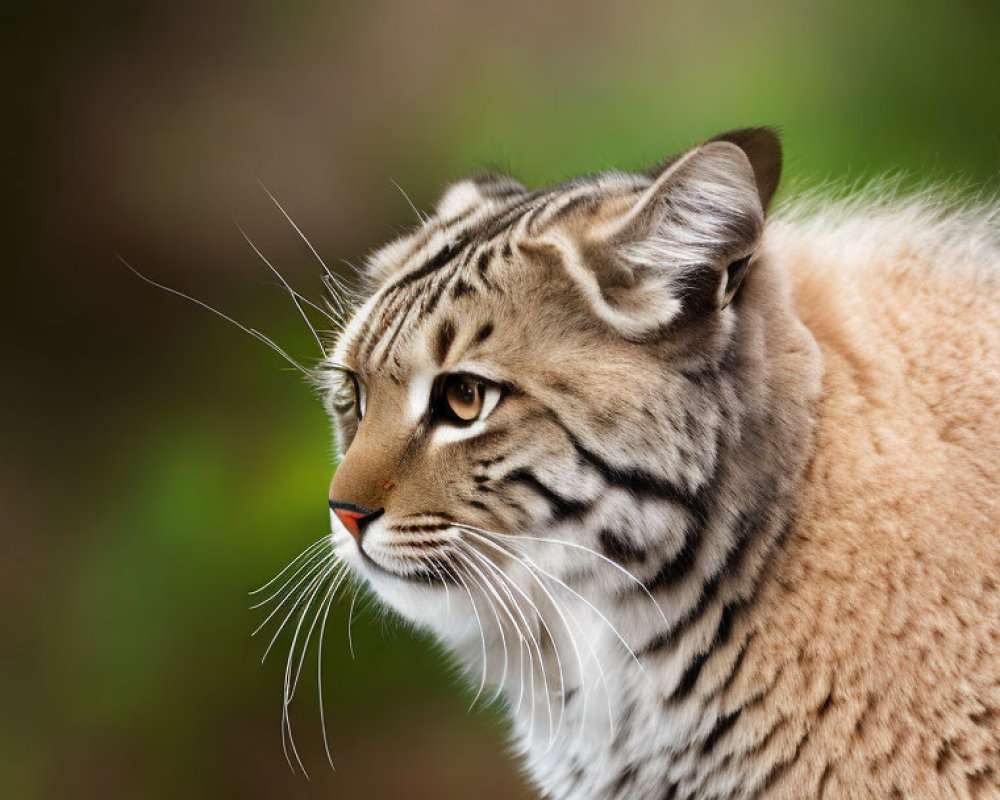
[{"left": 2, "top": 0, "right": 998, "bottom": 797}]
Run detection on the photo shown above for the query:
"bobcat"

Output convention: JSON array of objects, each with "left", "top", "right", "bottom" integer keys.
[{"left": 309, "top": 128, "right": 1000, "bottom": 798}]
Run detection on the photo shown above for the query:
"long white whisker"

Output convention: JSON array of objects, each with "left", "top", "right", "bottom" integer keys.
[
  {"left": 491, "top": 531, "right": 669, "bottom": 626},
  {"left": 451, "top": 560, "right": 490, "bottom": 709},
  {"left": 457, "top": 527, "right": 591, "bottom": 682},
  {"left": 237, "top": 225, "right": 324, "bottom": 354},
  {"left": 251, "top": 545, "right": 330, "bottom": 609},
  {"left": 252, "top": 179, "right": 363, "bottom": 317},
  {"left": 423, "top": 557, "right": 452, "bottom": 617},
  {"left": 291, "top": 566, "right": 351, "bottom": 699},
  {"left": 524, "top": 623, "right": 537, "bottom": 745},
  {"left": 279, "top": 703, "right": 296, "bottom": 774},
  {"left": 456, "top": 552, "right": 528, "bottom": 719},
  {"left": 346, "top": 585, "right": 360, "bottom": 660},
  {"left": 465, "top": 529, "right": 643, "bottom": 671},
  {"left": 317, "top": 577, "right": 339, "bottom": 771},
  {"left": 459, "top": 542, "right": 560, "bottom": 744},
  {"left": 120, "top": 257, "right": 311, "bottom": 375},
  {"left": 323, "top": 263, "right": 363, "bottom": 305},
  {"left": 390, "top": 179, "right": 428, "bottom": 223},
  {"left": 266, "top": 279, "right": 339, "bottom": 326},
  {"left": 463, "top": 544, "right": 568, "bottom": 746},
  {"left": 514, "top": 630, "right": 528, "bottom": 720},
  {"left": 454, "top": 546, "right": 510, "bottom": 706},
  {"left": 256, "top": 178, "right": 333, "bottom": 274},
  {"left": 456, "top": 525, "right": 615, "bottom": 741},
  {"left": 250, "top": 536, "right": 331, "bottom": 595},
  {"left": 456, "top": 540, "right": 527, "bottom": 702},
  {"left": 258, "top": 556, "right": 337, "bottom": 659},
  {"left": 253, "top": 552, "right": 334, "bottom": 636},
  {"left": 280, "top": 562, "right": 334, "bottom": 780}
]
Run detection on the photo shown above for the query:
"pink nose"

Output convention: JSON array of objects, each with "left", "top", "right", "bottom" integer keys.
[{"left": 333, "top": 507, "right": 365, "bottom": 540}]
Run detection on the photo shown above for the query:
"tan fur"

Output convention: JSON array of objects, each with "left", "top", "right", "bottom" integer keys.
[{"left": 711, "top": 210, "right": 1000, "bottom": 798}]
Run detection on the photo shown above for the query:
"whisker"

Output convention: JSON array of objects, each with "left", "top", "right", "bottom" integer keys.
[
  {"left": 491, "top": 531, "right": 669, "bottom": 626},
  {"left": 458, "top": 541, "right": 558, "bottom": 741},
  {"left": 474, "top": 557, "right": 558, "bottom": 738},
  {"left": 291, "top": 566, "right": 351, "bottom": 700},
  {"left": 253, "top": 178, "right": 364, "bottom": 324},
  {"left": 257, "top": 556, "right": 338, "bottom": 659},
  {"left": 390, "top": 179, "right": 429, "bottom": 224},
  {"left": 422, "top": 557, "right": 453, "bottom": 617},
  {"left": 523, "top": 625, "right": 537, "bottom": 745},
  {"left": 470, "top": 537, "right": 590, "bottom": 744},
  {"left": 454, "top": 543, "right": 514, "bottom": 706},
  {"left": 339, "top": 259, "right": 364, "bottom": 284},
  {"left": 252, "top": 551, "right": 333, "bottom": 632},
  {"left": 451, "top": 560, "right": 490, "bottom": 709},
  {"left": 237, "top": 225, "right": 325, "bottom": 354},
  {"left": 280, "top": 563, "right": 333, "bottom": 780},
  {"left": 317, "top": 573, "right": 340, "bottom": 770},
  {"left": 346, "top": 585, "right": 360, "bottom": 660},
  {"left": 466, "top": 545, "right": 554, "bottom": 744},
  {"left": 250, "top": 536, "right": 331, "bottom": 595},
  {"left": 120, "top": 257, "right": 311, "bottom": 375},
  {"left": 251, "top": 545, "right": 330, "bottom": 609},
  {"left": 462, "top": 543, "right": 568, "bottom": 746},
  {"left": 457, "top": 536, "right": 572, "bottom": 735},
  {"left": 256, "top": 178, "right": 334, "bottom": 278},
  {"left": 455, "top": 525, "right": 617, "bottom": 741},
  {"left": 264, "top": 278, "right": 340, "bottom": 326},
  {"left": 457, "top": 526, "right": 643, "bottom": 672}
]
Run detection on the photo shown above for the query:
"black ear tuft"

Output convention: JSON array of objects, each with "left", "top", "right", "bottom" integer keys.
[{"left": 709, "top": 127, "right": 782, "bottom": 211}]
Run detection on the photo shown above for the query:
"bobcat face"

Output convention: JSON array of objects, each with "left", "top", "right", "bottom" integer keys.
[
  {"left": 324, "top": 130, "right": 777, "bottom": 645},
  {"left": 325, "top": 226, "right": 619, "bottom": 628}
]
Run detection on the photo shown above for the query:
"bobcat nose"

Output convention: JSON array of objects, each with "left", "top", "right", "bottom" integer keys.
[{"left": 329, "top": 500, "right": 382, "bottom": 542}]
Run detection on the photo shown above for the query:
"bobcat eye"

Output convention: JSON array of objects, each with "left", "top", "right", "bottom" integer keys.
[
  {"left": 332, "top": 374, "right": 365, "bottom": 421},
  {"left": 436, "top": 374, "right": 500, "bottom": 425}
]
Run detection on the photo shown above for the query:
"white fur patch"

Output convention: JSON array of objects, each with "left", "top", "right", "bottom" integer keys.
[
  {"left": 407, "top": 364, "right": 437, "bottom": 419},
  {"left": 435, "top": 180, "right": 486, "bottom": 219}
]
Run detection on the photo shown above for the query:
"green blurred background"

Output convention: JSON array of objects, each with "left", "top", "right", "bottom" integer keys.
[{"left": 3, "top": 1, "right": 998, "bottom": 797}]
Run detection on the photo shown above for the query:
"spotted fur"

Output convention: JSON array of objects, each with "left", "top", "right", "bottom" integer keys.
[{"left": 322, "top": 128, "right": 1000, "bottom": 799}]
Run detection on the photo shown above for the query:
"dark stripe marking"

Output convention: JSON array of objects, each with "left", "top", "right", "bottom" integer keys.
[
  {"left": 392, "top": 235, "right": 470, "bottom": 290},
  {"left": 667, "top": 602, "right": 739, "bottom": 703},
  {"left": 701, "top": 707, "right": 742, "bottom": 755},
  {"left": 500, "top": 468, "right": 590, "bottom": 521},
  {"left": 644, "top": 536, "right": 699, "bottom": 593},
  {"left": 450, "top": 277, "right": 476, "bottom": 299},
  {"left": 638, "top": 502, "right": 783, "bottom": 657},
  {"left": 433, "top": 318, "right": 456, "bottom": 365},
  {"left": 599, "top": 528, "right": 648, "bottom": 563},
  {"left": 474, "top": 322, "right": 494, "bottom": 343}
]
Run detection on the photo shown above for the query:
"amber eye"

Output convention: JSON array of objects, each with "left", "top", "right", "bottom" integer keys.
[
  {"left": 443, "top": 375, "right": 484, "bottom": 422},
  {"left": 432, "top": 373, "right": 502, "bottom": 426}
]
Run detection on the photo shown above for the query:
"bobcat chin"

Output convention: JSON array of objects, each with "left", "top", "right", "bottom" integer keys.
[{"left": 314, "top": 128, "right": 1000, "bottom": 799}]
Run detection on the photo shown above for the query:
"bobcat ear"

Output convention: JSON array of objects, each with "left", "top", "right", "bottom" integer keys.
[
  {"left": 434, "top": 171, "right": 526, "bottom": 220},
  {"left": 566, "top": 133, "right": 779, "bottom": 340},
  {"left": 707, "top": 127, "right": 782, "bottom": 211}
]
